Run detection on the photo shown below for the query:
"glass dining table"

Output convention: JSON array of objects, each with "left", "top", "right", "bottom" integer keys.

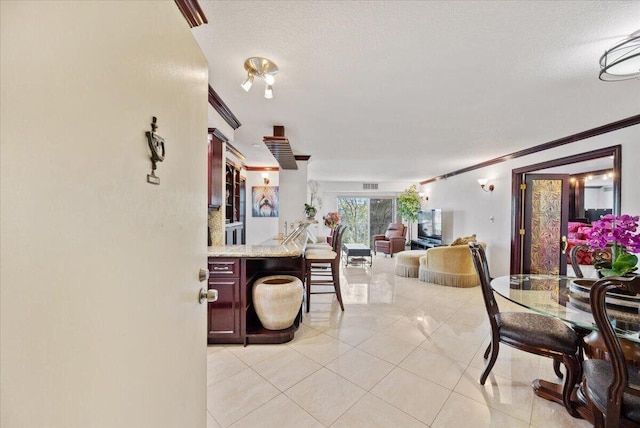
[
  {"left": 491, "top": 274, "right": 640, "bottom": 422},
  {"left": 491, "top": 274, "right": 640, "bottom": 343}
]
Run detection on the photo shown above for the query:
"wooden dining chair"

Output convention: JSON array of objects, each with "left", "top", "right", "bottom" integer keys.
[
  {"left": 304, "top": 224, "right": 347, "bottom": 312},
  {"left": 570, "top": 244, "right": 611, "bottom": 279},
  {"left": 469, "top": 242, "right": 582, "bottom": 416},
  {"left": 584, "top": 275, "right": 640, "bottom": 428}
]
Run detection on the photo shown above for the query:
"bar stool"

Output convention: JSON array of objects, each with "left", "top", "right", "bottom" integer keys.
[{"left": 304, "top": 224, "right": 347, "bottom": 312}]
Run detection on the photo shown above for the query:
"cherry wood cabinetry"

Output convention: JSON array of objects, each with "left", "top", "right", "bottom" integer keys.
[
  {"left": 207, "top": 259, "right": 241, "bottom": 342},
  {"left": 224, "top": 162, "right": 245, "bottom": 244},
  {"left": 207, "top": 255, "right": 304, "bottom": 345},
  {"left": 207, "top": 132, "right": 224, "bottom": 209}
]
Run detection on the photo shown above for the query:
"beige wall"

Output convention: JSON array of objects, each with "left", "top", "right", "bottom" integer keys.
[{"left": 1, "top": 2, "right": 209, "bottom": 426}]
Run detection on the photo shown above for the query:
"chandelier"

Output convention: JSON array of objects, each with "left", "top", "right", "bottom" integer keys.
[
  {"left": 240, "top": 57, "right": 279, "bottom": 99},
  {"left": 599, "top": 30, "right": 640, "bottom": 81}
]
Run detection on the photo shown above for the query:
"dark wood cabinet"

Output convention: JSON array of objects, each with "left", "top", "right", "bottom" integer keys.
[
  {"left": 207, "top": 255, "right": 304, "bottom": 345},
  {"left": 224, "top": 162, "right": 245, "bottom": 244},
  {"left": 207, "top": 259, "right": 241, "bottom": 343},
  {"left": 208, "top": 133, "right": 224, "bottom": 209}
]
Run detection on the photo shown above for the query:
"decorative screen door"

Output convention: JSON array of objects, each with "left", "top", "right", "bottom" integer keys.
[{"left": 522, "top": 174, "right": 570, "bottom": 275}]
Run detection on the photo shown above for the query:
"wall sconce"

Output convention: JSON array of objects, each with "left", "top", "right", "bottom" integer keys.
[
  {"left": 419, "top": 192, "right": 429, "bottom": 201},
  {"left": 477, "top": 178, "right": 494, "bottom": 192},
  {"left": 261, "top": 172, "right": 270, "bottom": 185}
]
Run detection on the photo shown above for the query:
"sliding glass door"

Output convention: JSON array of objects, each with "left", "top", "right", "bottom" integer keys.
[{"left": 337, "top": 197, "right": 396, "bottom": 247}]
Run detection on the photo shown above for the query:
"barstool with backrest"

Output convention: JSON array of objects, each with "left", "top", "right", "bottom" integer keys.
[
  {"left": 304, "top": 224, "right": 347, "bottom": 312},
  {"left": 469, "top": 242, "right": 582, "bottom": 417}
]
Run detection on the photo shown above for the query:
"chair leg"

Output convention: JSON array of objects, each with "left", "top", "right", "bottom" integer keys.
[
  {"left": 553, "top": 359, "right": 564, "bottom": 379},
  {"left": 561, "top": 354, "right": 580, "bottom": 418},
  {"left": 305, "top": 261, "right": 311, "bottom": 313},
  {"left": 483, "top": 343, "right": 491, "bottom": 359},
  {"left": 332, "top": 258, "right": 345, "bottom": 311},
  {"left": 480, "top": 339, "right": 499, "bottom": 385}
]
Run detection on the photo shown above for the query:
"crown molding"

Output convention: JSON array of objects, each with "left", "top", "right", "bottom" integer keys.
[
  {"left": 208, "top": 85, "right": 242, "bottom": 130},
  {"left": 245, "top": 166, "right": 280, "bottom": 172},
  {"left": 421, "top": 114, "right": 640, "bottom": 185},
  {"left": 174, "top": 0, "right": 207, "bottom": 28}
]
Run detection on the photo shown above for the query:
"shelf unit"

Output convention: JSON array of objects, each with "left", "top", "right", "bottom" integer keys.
[{"left": 225, "top": 162, "right": 245, "bottom": 244}]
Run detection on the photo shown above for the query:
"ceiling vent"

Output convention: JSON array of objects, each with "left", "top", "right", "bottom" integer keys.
[
  {"left": 263, "top": 125, "right": 298, "bottom": 170},
  {"left": 363, "top": 183, "right": 378, "bottom": 190}
]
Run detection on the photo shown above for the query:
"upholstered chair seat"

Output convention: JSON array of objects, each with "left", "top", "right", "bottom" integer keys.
[
  {"left": 496, "top": 312, "right": 580, "bottom": 355},
  {"left": 583, "top": 359, "right": 640, "bottom": 423}
]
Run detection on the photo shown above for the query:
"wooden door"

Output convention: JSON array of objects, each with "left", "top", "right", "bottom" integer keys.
[
  {"left": 1, "top": 2, "right": 208, "bottom": 426},
  {"left": 522, "top": 174, "right": 571, "bottom": 275}
]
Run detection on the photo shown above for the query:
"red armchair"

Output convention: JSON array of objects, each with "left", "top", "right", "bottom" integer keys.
[{"left": 373, "top": 223, "right": 407, "bottom": 257}]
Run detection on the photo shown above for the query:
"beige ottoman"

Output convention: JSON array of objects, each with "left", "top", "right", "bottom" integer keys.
[{"left": 394, "top": 250, "right": 426, "bottom": 278}]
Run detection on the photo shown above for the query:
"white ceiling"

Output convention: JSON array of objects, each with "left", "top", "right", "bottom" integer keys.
[{"left": 192, "top": 1, "right": 640, "bottom": 183}]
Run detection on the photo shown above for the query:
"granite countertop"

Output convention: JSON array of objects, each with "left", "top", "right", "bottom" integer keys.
[{"left": 208, "top": 237, "right": 305, "bottom": 258}]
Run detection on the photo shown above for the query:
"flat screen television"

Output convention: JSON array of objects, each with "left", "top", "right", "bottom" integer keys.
[{"left": 417, "top": 209, "right": 442, "bottom": 242}]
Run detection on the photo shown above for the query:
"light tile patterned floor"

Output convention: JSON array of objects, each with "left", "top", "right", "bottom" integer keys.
[{"left": 207, "top": 255, "right": 591, "bottom": 427}]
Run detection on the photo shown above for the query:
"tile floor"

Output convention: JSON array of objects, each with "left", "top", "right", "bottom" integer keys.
[{"left": 207, "top": 256, "right": 591, "bottom": 427}]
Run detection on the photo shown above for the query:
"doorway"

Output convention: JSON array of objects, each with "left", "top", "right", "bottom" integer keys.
[{"left": 511, "top": 146, "right": 621, "bottom": 274}]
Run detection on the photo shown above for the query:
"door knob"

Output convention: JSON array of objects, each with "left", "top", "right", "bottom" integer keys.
[
  {"left": 199, "top": 268, "right": 209, "bottom": 282},
  {"left": 561, "top": 235, "right": 568, "bottom": 254},
  {"left": 199, "top": 288, "right": 218, "bottom": 304}
]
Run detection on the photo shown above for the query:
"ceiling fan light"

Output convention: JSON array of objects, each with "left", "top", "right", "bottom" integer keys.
[
  {"left": 264, "top": 74, "right": 275, "bottom": 85},
  {"left": 264, "top": 84, "right": 273, "bottom": 99},
  {"left": 241, "top": 74, "right": 254, "bottom": 91}
]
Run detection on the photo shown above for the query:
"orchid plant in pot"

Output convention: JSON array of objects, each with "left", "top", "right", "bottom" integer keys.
[{"left": 587, "top": 214, "right": 640, "bottom": 277}]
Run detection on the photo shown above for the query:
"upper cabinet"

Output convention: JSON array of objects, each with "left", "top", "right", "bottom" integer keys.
[{"left": 208, "top": 131, "right": 224, "bottom": 209}]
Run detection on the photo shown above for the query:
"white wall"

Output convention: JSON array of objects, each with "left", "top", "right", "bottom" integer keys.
[
  {"left": 245, "top": 170, "right": 280, "bottom": 244},
  {"left": 280, "top": 161, "right": 309, "bottom": 235},
  {"left": 316, "top": 180, "right": 422, "bottom": 238},
  {"left": 244, "top": 162, "right": 308, "bottom": 244},
  {"left": 422, "top": 124, "right": 640, "bottom": 277},
  {"left": 584, "top": 186, "right": 613, "bottom": 209}
]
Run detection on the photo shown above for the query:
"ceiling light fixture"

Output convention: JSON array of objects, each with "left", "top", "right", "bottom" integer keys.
[
  {"left": 599, "top": 30, "right": 640, "bottom": 81},
  {"left": 241, "top": 57, "right": 279, "bottom": 98}
]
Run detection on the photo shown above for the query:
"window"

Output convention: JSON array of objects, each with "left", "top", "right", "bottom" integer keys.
[{"left": 337, "top": 197, "right": 396, "bottom": 247}]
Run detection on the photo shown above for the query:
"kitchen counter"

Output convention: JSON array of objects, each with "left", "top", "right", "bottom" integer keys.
[
  {"left": 207, "top": 239, "right": 305, "bottom": 258},
  {"left": 206, "top": 235, "right": 306, "bottom": 345}
]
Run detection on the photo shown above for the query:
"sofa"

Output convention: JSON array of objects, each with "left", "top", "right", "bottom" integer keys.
[{"left": 418, "top": 242, "right": 485, "bottom": 287}]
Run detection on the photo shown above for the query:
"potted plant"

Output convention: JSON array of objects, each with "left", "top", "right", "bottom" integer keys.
[
  {"left": 397, "top": 184, "right": 422, "bottom": 243},
  {"left": 304, "top": 203, "right": 317, "bottom": 220},
  {"left": 305, "top": 180, "right": 322, "bottom": 220},
  {"left": 323, "top": 212, "right": 340, "bottom": 229},
  {"left": 587, "top": 214, "right": 640, "bottom": 277}
]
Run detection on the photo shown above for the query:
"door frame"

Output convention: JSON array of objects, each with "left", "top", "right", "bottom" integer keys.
[{"left": 510, "top": 145, "right": 622, "bottom": 274}]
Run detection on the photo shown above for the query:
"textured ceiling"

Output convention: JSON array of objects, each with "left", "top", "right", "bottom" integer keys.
[{"left": 192, "top": 1, "right": 640, "bottom": 183}]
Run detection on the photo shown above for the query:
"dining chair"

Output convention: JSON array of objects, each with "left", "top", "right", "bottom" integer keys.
[
  {"left": 584, "top": 275, "right": 640, "bottom": 428},
  {"left": 469, "top": 242, "right": 582, "bottom": 416},
  {"left": 570, "top": 244, "right": 611, "bottom": 279},
  {"left": 304, "top": 224, "right": 347, "bottom": 312}
]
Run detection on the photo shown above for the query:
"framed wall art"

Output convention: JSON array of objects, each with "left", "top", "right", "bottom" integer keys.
[{"left": 252, "top": 186, "right": 279, "bottom": 217}]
